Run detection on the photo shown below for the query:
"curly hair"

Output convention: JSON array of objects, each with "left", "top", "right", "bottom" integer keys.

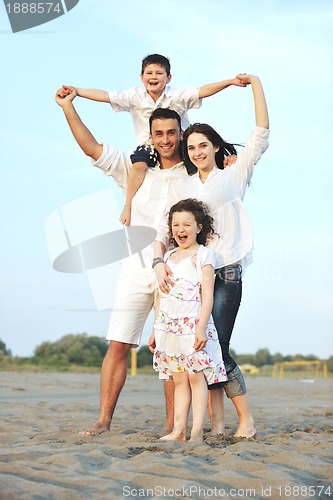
[{"left": 167, "top": 198, "right": 215, "bottom": 247}]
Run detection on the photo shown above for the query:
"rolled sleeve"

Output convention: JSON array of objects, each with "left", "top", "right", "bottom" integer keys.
[{"left": 91, "top": 143, "right": 132, "bottom": 190}]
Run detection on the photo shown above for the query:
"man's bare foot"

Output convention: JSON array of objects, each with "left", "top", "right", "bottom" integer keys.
[
  {"left": 234, "top": 424, "right": 256, "bottom": 439},
  {"left": 79, "top": 421, "right": 110, "bottom": 436},
  {"left": 160, "top": 430, "right": 186, "bottom": 442}
]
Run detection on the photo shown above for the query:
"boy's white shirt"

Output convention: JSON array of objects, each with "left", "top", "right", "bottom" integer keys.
[{"left": 108, "top": 85, "right": 201, "bottom": 145}]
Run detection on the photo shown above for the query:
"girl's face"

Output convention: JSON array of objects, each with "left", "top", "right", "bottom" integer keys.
[
  {"left": 186, "top": 132, "right": 219, "bottom": 175},
  {"left": 171, "top": 211, "right": 202, "bottom": 250}
]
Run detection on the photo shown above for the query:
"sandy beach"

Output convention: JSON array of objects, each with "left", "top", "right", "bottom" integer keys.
[{"left": 0, "top": 371, "right": 332, "bottom": 500}]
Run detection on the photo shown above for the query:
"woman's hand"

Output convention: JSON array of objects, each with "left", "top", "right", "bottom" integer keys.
[{"left": 154, "top": 262, "right": 175, "bottom": 294}]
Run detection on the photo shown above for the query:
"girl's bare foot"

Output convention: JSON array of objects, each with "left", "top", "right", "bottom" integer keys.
[{"left": 79, "top": 421, "right": 110, "bottom": 436}]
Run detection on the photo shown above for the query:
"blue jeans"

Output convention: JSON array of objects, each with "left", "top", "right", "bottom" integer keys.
[{"left": 210, "top": 264, "right": 246, "bottom": 398}]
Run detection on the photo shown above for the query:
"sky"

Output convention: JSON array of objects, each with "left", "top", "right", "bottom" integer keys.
[{"left": 1, "top": 0, "right": 332, "bottom": 359}]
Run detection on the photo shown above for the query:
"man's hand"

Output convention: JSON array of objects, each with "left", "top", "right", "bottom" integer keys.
[
  {"left": 55, "top": 86, "right": 77, "bottom": 107},
  {"left": 154, "top": 262, "right": 175, "bottom": 294}
]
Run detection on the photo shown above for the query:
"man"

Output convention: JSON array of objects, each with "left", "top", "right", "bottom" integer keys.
[{"left": 55, "top": 87, "right": 190, "bottom": 435}]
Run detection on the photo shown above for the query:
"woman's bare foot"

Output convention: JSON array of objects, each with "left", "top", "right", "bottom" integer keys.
[
  {"left": 234, "top": 424, "right": 256, "bottom": 439},
  {"left": 79, "top": 421, "right": 110, "bottom": 436},
  {"left": 160, "top": 430, "right": 186, "bottom": 442},
  {"left": 189, "top": 432, "right": 204, "bottom": 443}
]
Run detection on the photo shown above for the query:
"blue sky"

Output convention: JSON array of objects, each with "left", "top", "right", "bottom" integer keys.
[{"left": 1, "top": 0, "right": 332, "bottom": 358}]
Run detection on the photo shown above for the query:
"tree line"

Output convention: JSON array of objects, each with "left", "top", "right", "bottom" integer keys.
[{"left": 0, "top": 335, "right": 332, "bottom": 371}]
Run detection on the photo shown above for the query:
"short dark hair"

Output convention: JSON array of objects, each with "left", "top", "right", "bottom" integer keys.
[
  {"left": 167, "top": 198, "right": 215, "bottom": 247},
  {"left": 182, "top": 123, "right": 238, "bottom": 170},
  {"left": 149, "top": 108, "right": 181, "bottom": 133},
  {"left": 141, "top": 54, "right": 171, "bottom": 76}
]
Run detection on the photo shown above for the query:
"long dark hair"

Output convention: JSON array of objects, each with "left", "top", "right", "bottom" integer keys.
[
  {"left": 167, "top": 198, "right": 215, "bottom": 246},
  {"left": 182, "top": 123, "right": 238, "bottom": 172}
]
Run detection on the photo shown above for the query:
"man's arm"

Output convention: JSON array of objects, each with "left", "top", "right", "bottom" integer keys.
[
  {"left": 55, "top": 87, "right": 103, "bottom": 161},
  {"left": 62, "top": 85, "right": 110, "bottom": 103},
  {"left": 198, "top": 76, "right": 247, "bottom": 99}
]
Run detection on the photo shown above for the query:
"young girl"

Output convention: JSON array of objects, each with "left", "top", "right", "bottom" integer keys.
[{"left": 150, "top": 198, "right": 227, "bottom": 443}]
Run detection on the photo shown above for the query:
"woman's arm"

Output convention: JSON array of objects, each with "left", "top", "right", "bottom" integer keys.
[{"left": 236, "top": 74, "right": 269, "bottom": 129}]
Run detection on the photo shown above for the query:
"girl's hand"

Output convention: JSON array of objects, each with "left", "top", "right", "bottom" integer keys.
[
  {"left": 154, "top": 263, "right": 175, "bottom": 294},
  {"left": 148, "top": 331, "right": 156, "bottom": 353},
  {"left": 193, "top": 328, "right": 208, "bottom": 352}
]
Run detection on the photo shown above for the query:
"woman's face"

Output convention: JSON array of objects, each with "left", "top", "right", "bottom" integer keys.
[{"left": 186, "top": 132, "right": 219, "bottom": 175}]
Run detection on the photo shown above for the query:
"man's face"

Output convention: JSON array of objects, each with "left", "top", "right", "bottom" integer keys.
[
  {"left": 140, "top": 64, "right": 171, "bottom": 96},
  {"left": 150, "top": 118, "right": 182, "bottom": 161}
]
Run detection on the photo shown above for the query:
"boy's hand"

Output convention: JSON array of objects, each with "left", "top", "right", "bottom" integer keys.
[
  {"left": 236, "top": 73, "right": 255, "bottom": 86},
  {"left": 62, "top": 84, "right": 77, "bottom": 96},
  {"left": 193, "top": 327, "right": 208, "bottom": 352},
  {"left": 55, "top": 86, "right": 77, "bottom": 107},
  {"left": 231, "top": 76, "right": 248, "bottom": 87}
]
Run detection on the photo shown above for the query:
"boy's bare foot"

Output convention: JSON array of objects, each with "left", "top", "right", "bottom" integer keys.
[
  {"left": 210, "top": 425, "right": 225, "bottom": 436},
  {"left": 160, "top": 430, "right": 186, "bottom": 442},
  {"left": 79, "top": 421, "right": 110, "bottom": 436}
]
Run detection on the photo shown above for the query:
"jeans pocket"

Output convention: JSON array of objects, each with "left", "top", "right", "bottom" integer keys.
[{"left": 216, "top": 264, "right": 242, "bottom": 283}]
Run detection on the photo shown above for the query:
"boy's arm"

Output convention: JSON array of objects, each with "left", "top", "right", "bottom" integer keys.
[
  {"left": 62, "top": 85, "right": 110, "bottom": 103},
  {"left": 193, "top": 264, "right": 215, "bottom": 351},
  {"left": 119, "top": 162, "right": 148, "bottom": 225},
  {"left": 198, "top": 76, "right": 247, "bottom": 98}
]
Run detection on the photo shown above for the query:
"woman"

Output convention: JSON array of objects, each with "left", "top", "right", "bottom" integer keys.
[{"left": 152, "top": 74, "right": 269, "bottom": 438}]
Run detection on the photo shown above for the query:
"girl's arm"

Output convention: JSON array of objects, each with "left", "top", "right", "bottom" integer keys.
[
  {"left": 148, "top": 294, "right": 160, "bottom": 353},
  {"left": 236, "top": 74, "right": 269, "bottom": 129},
  {"left": 193, "top": 263, "right": 215, "bottom": 351}
]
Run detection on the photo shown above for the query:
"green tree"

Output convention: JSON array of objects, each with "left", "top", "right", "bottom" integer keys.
[
  {"left": 34, "top": 333, "right": 108, "bottom": 367},
  {"left": 254, "top": 348, "right": 272, "bottom": 367},
  {"left": 137, "top": 345, "right": 153, "bottom": 368},
  {"left": 0, "top": 339, "right": 12, "bottom": 357}
]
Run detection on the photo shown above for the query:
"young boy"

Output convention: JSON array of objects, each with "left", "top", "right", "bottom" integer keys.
[{"left": 62, "top": 54, "right": 245, "bottom": 224}]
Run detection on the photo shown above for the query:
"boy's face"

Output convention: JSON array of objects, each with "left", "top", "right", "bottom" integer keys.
[{"left": 140, "top": 64, "right": 171, "bottom": 97}]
